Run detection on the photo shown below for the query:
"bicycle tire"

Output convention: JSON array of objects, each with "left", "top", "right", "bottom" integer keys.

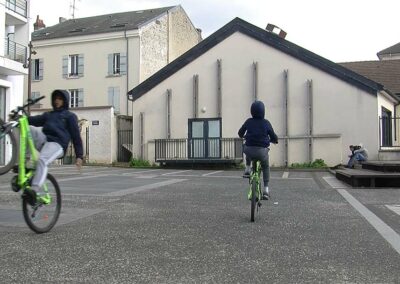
[
  {"left": 250, "top": 178, "right": 257, "bottom": 222},
  {"left": 0, "top": 119, "right": 17, "bottom": 175},
  {"left": 22, "top": 173, "right": 61, "bottom": 233}
]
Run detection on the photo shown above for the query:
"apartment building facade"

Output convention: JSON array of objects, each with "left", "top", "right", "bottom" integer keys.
[
  {"left": 0, "top": 0, "right": 30, "bottom": 165},
  {"left": 29, "top": 5, "right": 201, "bottom": 163}
]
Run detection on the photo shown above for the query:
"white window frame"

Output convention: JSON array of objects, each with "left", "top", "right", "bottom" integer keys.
[
  {"left": 69, "top": 54, "right": 79, "bottom": 76},
  {"left": 113, "top": 53, "right": 120, "bottom": 74},
  {"left": 70, "top": 89, "right": 79, "bottom": 108}
]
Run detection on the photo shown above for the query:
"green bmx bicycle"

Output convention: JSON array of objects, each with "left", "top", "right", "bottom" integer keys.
[
  {"left": 0, "top": 96, "right": 61, "bottom": 233},
  {"left": 244, "top": 160, "right": 264, "bottom": 222}
]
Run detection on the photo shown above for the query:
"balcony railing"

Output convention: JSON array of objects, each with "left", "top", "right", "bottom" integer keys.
[
  {"left": 4, "top": 38, "right": 27, "bottom": 63},
  {"left": 6, "top": 0, "right": 27, "bottom": 17},
  {"left": 155, "top": 138, "right": 243, "bottom": 163}
]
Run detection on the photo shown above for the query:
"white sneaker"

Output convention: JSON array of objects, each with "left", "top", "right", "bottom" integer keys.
[{"left": 262, "top": 186, "right": 270, "bottom": 200}]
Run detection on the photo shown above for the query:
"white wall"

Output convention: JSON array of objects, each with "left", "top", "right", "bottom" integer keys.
[
  {"left": 132, "top": 32, "right": 381, "bottom": 166},
  {"left": 32, "top": 106, "right": 115, "bottom": 164}
]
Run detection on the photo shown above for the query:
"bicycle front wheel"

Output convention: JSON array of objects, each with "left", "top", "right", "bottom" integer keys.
[
  {"left": 250, "top": 178, "right": 257, "bottom": 222},
  {"left": 0, "top": 119, "right": 17, "bottom": 175},
  {"left": 22, "top": 173, "right": 61, "bottom": 233}
]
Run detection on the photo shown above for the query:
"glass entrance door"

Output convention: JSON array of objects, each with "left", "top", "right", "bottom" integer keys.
[{"left": 188, "top": 118, "right": 221, "bottom": 159}]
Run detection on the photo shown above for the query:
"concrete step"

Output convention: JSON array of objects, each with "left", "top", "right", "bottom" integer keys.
[
  {"left": 335, "top": 167, "right": 400, "bottom": 188},
  {"left": 362, "top": 160, "right": 400, "bottom": 172}
]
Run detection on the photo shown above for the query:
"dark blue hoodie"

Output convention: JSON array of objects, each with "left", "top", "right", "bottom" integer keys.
[
  {"left": 238, "top": 101, "right": 278, "bottom": 147},
  {"left": 28, "top": 90, "right": 83, "bottom": 159}
]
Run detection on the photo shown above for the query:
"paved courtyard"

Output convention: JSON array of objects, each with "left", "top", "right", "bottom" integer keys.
[{"left": 0, "top": 165, "right": 399, "bottom": 283}]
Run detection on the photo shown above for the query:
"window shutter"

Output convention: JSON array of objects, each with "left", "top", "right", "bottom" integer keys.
[
  {"left": 114, "top": 87, "right": 120, "bottom": 113},
  {"left": 78, "top": 54, "right": 84, "bottom": 77},
  {"left": 39, "top": 59, "right": 44, "bottom": 80},
  {"left": 62, "top": 56, "right": 68, "bottom": 78},
  {"left": 108, "top": 87, "right": 113, "bottom": 106},
  {"left": 108, "top": 54, "right": 113, "bottom": 75},
  {"left": 120, "top": 53, "right": 126, "bottom": 75},
  {"left": 78, "top": 88, "right": 84, "bottom": 107},
  {"left": 31, "top": 59, "right": 36, "bottom": 80}
]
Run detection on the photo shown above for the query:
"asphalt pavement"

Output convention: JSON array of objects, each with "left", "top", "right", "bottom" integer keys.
[{"left": 0, "top": 166, "right": 399, "bottom": 283}]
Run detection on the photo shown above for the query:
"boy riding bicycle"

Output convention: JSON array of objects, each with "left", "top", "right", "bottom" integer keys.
[
  {"left": 238, "top": 100, "right": 278, "bottom": 200},
  {"left": 28, "top": 90, "right": 83, "bottom": 203}
]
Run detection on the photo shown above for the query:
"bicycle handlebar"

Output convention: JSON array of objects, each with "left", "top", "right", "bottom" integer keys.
[{"left": 8, "top": 96, "right": 46, "bottom": 121}]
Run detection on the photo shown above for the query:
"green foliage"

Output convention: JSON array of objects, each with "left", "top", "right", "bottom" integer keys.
[
  {"left": 129, "top": 158, "right": 151, "bottom": 168},
  {"left": 290, "top": 158, "right": 327, "bottom": 169}
]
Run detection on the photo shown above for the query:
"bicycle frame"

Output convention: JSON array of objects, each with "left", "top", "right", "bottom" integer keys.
[
  {"left": 248, "top": 160, "right": 262, "bottom": 200},
  {"left": 17, "top": 115, "right": 38, "bottom": 189}
]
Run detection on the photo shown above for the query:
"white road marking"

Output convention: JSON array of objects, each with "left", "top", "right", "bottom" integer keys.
[
  {"left": 202, "top": 170, "right": 223, "bottom": 177},
  {"left": 104, "top": 179, "right": 185, "bottom": 197},
  {"left": 323, "top": 175, "right": 400, "bottom": 256},
  {"left": 161, "top": 170, "right": 192, "bottom": 176},
  {"left": 386, "top": 205, "right": 400, "bottom": 216},
  {"left": 282, "top": 172, "right": 289, "bottom": 178}
]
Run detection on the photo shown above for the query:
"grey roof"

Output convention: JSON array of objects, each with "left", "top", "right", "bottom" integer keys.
[
  {"left": 340, "top": 60, "right": 400, "bottom": 99},
  {"left": 377, "top": 42, "right": 400, "bottom": 57},
  {"left": 32, "top": 6, "right": 176, "bottom": 41}
]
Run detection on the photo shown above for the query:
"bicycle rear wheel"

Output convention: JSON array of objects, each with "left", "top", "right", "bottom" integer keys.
[
  {"left": 0, "top": 119, "right": 17, "bottom": 175},
  {"left": 250, "top": 178, "right": 257, "bottom": 222},
  {"left": 22, "top": 173, "right": 61, "bottom": 233}
]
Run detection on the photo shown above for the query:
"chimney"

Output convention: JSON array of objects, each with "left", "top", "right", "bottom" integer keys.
[
  {"left": 266, "top": 23, "right": 287, "bottom": 39},
  {"left": 59, "top": 17, "right": 67, "bottom": 23},
  {"left": 196, "top": 28, "right": 202, "bottom": 41},
  {"left": 33, "top": 15, "right": 46, "bottom": 31}
]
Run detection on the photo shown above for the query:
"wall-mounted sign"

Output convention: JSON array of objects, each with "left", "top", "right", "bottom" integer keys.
[{"left": 92, "top": 120, "right": 99, "bottom": 126}]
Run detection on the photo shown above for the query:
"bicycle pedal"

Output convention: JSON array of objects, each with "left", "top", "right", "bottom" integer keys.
[
  {"left": 22, "top": 189, "right": 37, "bottom": 206},
  {"left": 11, "top": 175, "right": 20, "bottom": 192}
]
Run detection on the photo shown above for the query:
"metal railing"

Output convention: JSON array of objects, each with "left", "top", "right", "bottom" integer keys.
[
  {"left": 5, "top": 0, "right": 27, "bottom": 17},
  {"left": 155, "top": 138, "right": 243, "bottom": 162},
  {"left": 4, "top": 38, "right": 27, "bottom": 63},
  {"left": 379, "top": 116, "right": 400, "bottom": 149}
]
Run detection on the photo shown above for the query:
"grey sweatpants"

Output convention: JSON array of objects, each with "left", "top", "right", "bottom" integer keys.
[
  {"left": 30, "top": 126, "right": 64, "bottom": 190},
  {"left": 243, "top": 145, "right": 270, "bottom": 187}
]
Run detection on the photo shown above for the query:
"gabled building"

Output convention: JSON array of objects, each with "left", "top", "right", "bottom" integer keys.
[
  {"left": 30, "top": 5, "right": 201, "bottom": 115},
  {"left": 341, "top": 59, "right": 400, "bottom": 156},
  {"left": 0, "top": 0, "right": 30, "bottom": 165},
  {"left": 29, "top": 6, "right": 201, "bottom": 163},
  {"left": 127, "top": 18, "right": 398, "bottom": 167}
]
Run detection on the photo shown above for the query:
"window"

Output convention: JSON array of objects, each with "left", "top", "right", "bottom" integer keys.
[
  {"left": 107, "top": 53, "right": 126, "bottom": 76},
  {"left": 113, "top": 53, "right": 120, "bottom": 74},
  {"left": 63, "top": 54, "right": 84, "bottom": 78},
  {"left": 31, "top": 59, "right": 43, "bottom": 81},
  {"left": 69, "top": 89, "right": 84, "bottom": 108},
  {"left": 31, "top": 92, "right": 41, "bottom": 108},
  {"left": 69, "top": 55, "right": 79, "bottom": 76}
]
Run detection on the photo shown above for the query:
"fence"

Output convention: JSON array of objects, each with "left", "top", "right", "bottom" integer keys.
[
  {"left": 6, "top": 0, "right": 27, "bottom": 17},
  {"left": 155, "top": 138, "right": 243, "bottom": 162},
  {"left": 4, "top": 38, "right": 27, "bottom": 63}
]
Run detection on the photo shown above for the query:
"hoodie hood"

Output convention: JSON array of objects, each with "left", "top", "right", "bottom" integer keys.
[
  {"left": 250, "top": 100, "right": 265, "bottom": 119},
  {"left": 51, "top": 89, "right": 70, "bottom": 110}
]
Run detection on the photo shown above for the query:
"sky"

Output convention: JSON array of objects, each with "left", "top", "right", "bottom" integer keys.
[{"left": 30, "top": 0, "right": 400, "bottom": 63}]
